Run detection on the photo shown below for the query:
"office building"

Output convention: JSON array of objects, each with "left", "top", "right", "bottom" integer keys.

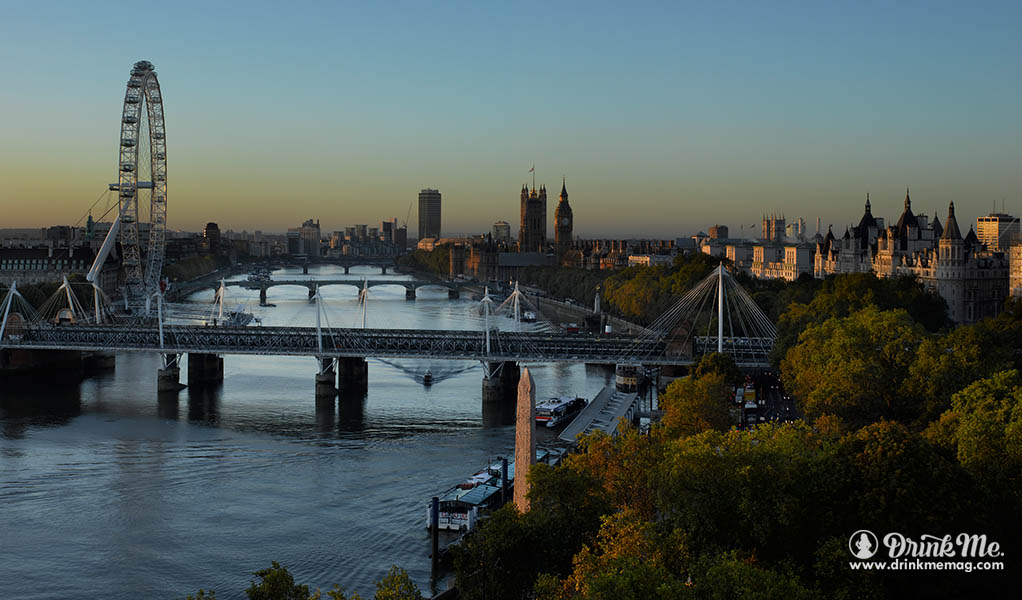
[{"left": 418, "top": 189, "right": 442, "bottom": 240}]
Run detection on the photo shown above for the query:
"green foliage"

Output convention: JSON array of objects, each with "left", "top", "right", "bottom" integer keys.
[
  {"left": 926, "top": 370, "right": 1022, "bottom": 488},
  {"left": 781, "top": 306, "right": 924, "bottom": 428},
  {"left": 163, "top": 254, "right": 231, "bottom": 282},
  {"left": 452, "top": 506, "right": 539, "bottom": 600},
  {"left": 902, "top": 323, "right": 1014, "bottom": 424},
  {"left": 658, "top": 372, "right": 733, "bottom": 437},
  {"left": 541, "top": 510, "right": 691, "bottom": 600},
  {"left": 517, "top": 266, "right": 612, "bottom": 306},
  {"left": 693, "top": 352, "right": 739, "bottom": 384},
  {"left": 245, "top": 562, "right": 311, "bottom": 600},
  {"left": 372, "top": 566, "right": 422, "bottom": 600},
  {"left": 694, "top": 552, "right": 817, "bottom": 600},
  {"left": 600, "top": 253, "right": 722, "bottom": 324},
  {"left": 770, "top": 273, "right": 950, "bottom": 366},
  {"left": 187, "top": 561, "right": 421, "bottom": 600},
  {"left": 396, "top": 247, "right": 451, "bottom": 277}
]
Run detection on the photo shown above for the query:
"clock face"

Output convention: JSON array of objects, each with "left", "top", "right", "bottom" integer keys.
[{"left": 561, "top": 218, "right": 570, "bottom": 226}]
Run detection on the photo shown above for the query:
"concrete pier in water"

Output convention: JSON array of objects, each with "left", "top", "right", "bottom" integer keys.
[
  {"left": 315, "top": 357, "right": 337, "bottom": 405},
  {"left": 482, "top": 361, "right": 520, "bottom": 404},
  {"left": 157, "top": 353, "right": 184, "bottom": 392},
  {"left": 188, "top": 353, "right": 223, "bottom": 386},
  {"left": 337, "top": 356, "right": 368, "bottom": 392}
]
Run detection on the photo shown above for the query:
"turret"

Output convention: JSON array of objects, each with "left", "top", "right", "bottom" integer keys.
[{"left": 939, "top": 201, "right": 964, "bottom": 264}]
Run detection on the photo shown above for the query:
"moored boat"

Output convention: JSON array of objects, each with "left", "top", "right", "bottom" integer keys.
[
  {"left": 535, "top": 396, "right": 587, "bottom": 428},
  {"left": 427, "top": 449, "right": 565, "bottom": 531}
]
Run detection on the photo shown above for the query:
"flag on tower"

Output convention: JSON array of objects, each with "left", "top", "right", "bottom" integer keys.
[{"left": 529, "top": 165, "right": 534, "bottom": 173}]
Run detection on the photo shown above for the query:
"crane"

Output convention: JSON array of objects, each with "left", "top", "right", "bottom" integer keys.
[{"left": 402, "top": 201, "right": 412, "bottom": 229}]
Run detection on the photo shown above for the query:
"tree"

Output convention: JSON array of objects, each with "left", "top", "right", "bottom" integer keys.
[
  {"left": 926, "top": 370, "right": 1022, "bottom": 487},
  {"left": 372, "top": 566, "right": 422, "bottom": 600},
  {"left": 770, "top": 273, "right": 949, "bottom": 367},
  {"left": 538, "top": 510, "right": 690, "bottom": 600},
  {"left": 452, "top": 506, "right": 539, "bottom": 600},
  {"left": 781, "top": 306, "right": 924, "bottom": 428},
  {"left": 525, "top": 463, "right": 614, "bottom": 577},
  {"left": 245, "top": 562, "right": 311, "bottom": 600},
  {"left": 694, "top": 552, "right": 817, "bottom": 600},
  {"left": 658, "top": 372, "right": 733, "bottom": 438},
  {"left": 693, "top": 352, "right": 739, "bottom": 384},
  {"left": 902, "top": 323, "right": 1013, "bottom": 425},
  {"left": 566, "top": 427, "right": 662, "bottom": 518}
]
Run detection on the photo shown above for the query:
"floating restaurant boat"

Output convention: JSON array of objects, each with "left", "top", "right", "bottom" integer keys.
[
  {"left": 428, "top": 449, "right": 565, "bottom": 531},
  {"left": 535, "top": 396, "right": 588, "bottom": 428}
]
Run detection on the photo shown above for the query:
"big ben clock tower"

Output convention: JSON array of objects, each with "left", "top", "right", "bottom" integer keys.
[{"left": 554, "top": 177, "right": 573, "bottom": 257}]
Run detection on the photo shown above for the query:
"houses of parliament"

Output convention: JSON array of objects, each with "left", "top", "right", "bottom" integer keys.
[{"left": 518, "top": 178, "right": 573, "bottom": 256}]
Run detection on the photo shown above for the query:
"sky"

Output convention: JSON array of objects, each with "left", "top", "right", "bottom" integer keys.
[{"left": 1, "top": 0, "right": 1020, "bottom": 238}]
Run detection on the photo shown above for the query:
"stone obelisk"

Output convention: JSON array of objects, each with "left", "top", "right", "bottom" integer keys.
[{"left": 513, "top": 367, "right": 537, "bottom": 513}]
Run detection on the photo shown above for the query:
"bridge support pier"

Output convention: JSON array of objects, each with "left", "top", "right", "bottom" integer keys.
[
  {"left": 158, "top": 354, "right": 184, "bottom": 392},
  {"left": 302, "top": 263, "right": 309, "bottom": 275},
  {"left": 482, "top": 361, "right": 519, "bottom": 405},
  {"left": 259, "top": 288, "right": 268, "bottom": 306},
  {"left": 405, "top": 288, "right": 416, "bottom": 300},
  {"left": 344, "top": 266, "right": 350, "bottom": 275},
  {"left": 188, "top": 353, "right": 223, "bottom": 386},
  {"left": 448, "top": 289, "right": 460, "bottom": 299},
  {"left": 308, "top": 287, "right": 316, "bottom": 301},
  {"left": 316, "top": 357, "right": 337, "bottom": 406},
  {"left": 381, "top": 266, "right": 387, "bottom": 275},
  {"left": 337, "top": 357, "right": 368, "bottom": 392}
]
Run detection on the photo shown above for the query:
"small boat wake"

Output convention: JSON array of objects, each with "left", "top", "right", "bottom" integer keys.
[{"left": 375, "top": 359, "right": 479, "bottom": 386}]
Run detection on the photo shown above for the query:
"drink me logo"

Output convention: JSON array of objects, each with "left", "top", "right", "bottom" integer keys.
[
  {"left": 848, "top": 531, "right": 1003, "bottom": 560},
  {"left": 849, "top": 530, "right": 879, "bottom": 559},
  {"left": 847, "top": 530, "right": 1005, "bottom": 573}
]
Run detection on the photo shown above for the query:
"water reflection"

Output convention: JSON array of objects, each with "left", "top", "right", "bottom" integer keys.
[
  {"left": 0, "top": 382, "right": 82, "bottom": 439},
  {"left": 186, "top": 384, "right": 222, "bottom": 425},
  {"left": 157, "top": 396, "right": 180, "bottom": 420},
  {"left": 338, "top": 389, "right": 366, "bottom": 432},
  {"left": 481, "top": 397, "right": 516, "bottom": 428}
]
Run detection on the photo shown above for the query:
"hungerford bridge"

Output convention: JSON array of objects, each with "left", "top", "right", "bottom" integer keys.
[{"left": 1, "top": 266, "right": 776, "bottom": 403}]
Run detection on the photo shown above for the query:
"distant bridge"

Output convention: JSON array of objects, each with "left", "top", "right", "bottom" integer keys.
[{"left": 170, "top": 278, "right": 473, "bottom": 303}]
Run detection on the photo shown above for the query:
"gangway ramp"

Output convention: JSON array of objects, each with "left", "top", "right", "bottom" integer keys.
[{"left": 559, "top": 385, "right": 639, "bottom": 442}]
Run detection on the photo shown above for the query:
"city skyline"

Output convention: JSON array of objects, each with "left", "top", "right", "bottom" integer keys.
[{"left": 1, "top": 1, "right": 1020, "bottom": 236}]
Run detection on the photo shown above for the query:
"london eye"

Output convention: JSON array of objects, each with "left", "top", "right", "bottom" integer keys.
[{"left": 90, "top": 60, "right": 168, "bottom": 306}]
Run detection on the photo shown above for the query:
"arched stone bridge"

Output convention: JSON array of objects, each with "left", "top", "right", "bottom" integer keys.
[{"left": 223, "top": 279, "right": 475, "bottom": 303}]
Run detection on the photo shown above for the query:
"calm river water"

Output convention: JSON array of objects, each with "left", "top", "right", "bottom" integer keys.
[{"left": 0, "top": 266, "right": 616, "bottom": 599}]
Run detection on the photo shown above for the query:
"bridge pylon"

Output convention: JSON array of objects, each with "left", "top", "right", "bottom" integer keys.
[{"left": 620, "top": 263, "right": 776, "bottom": 368}]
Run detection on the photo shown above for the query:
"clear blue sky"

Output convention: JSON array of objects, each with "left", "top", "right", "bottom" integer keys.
[{"left": 1, "top": 0, "right": 1020, "bottom": 237}]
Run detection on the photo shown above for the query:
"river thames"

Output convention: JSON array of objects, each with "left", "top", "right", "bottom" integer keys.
[{"left": 0, "top": 266, "right": 617, "bottom": 599}]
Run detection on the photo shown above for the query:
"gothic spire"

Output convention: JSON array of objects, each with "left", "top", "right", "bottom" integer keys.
[{"left": 941, "top": 201, "right": 962, "bottom": 240}]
